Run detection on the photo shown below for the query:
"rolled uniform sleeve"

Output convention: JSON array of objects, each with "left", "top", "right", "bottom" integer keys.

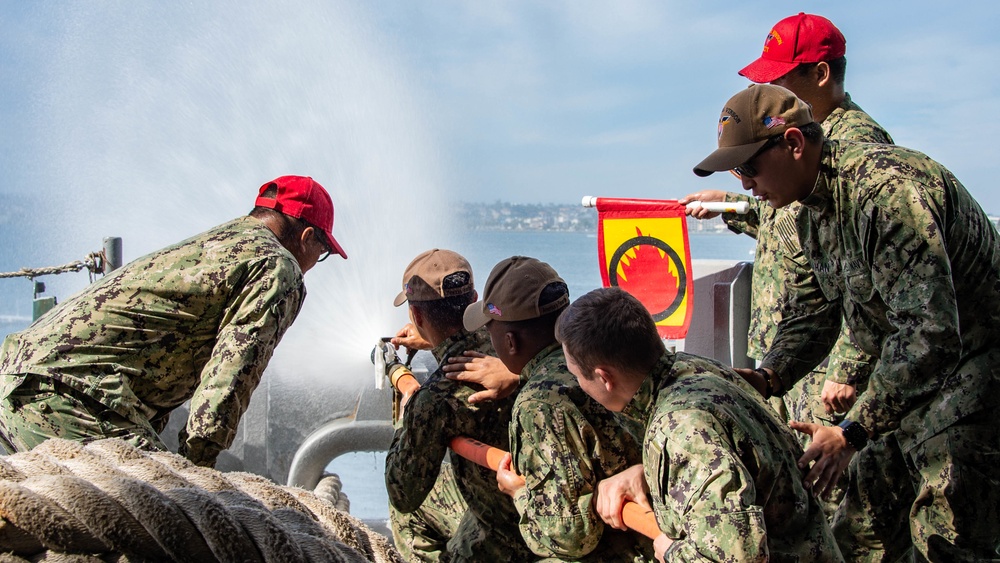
[
  {"left": 385, "top": 386, "right": 453, "bottom": 513},
  {"left": 650, "top": 409, "right": 767, "bottom": 562},
  {"left": 721, "top": 193, "right": 763, "bottom": 238},
  {"left": 180, "top": 256, "right": 304, "bottom": 466},
  {"left": 825, "top": 324, "right": 876, "bottom": 386},
  {"left": 510, "top": 398, "right": 604, "bottom": 559}
]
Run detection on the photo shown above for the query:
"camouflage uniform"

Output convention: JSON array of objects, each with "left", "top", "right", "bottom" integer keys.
[
  {"left": 509, "top": 343, "right": 653, "bottom": 562},
  {"left": 620, "top": 351, "right": 842, "bottom": 562},
  {"left": 761, "top": 140, "right": 1000, "bottom": 561},
  {"left": 389, "top": 462, "right": 467, "bottom": 562},
  {"left": 385, "top": 328, "right": 533, "bottom": 562},
  {"left": 0, "top": 216, "right": 305, "bottom": 467},
  {"left": 721, "top": 95, "right": 892, "bottom": 515}
]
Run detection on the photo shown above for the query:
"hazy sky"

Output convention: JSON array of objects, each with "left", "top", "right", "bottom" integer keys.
[
  {"left": 3, "top": 2, "right": 999, "bottom": 215},
  {"left": 372, "top": 1, "right": 1000, "bottom": 211}
]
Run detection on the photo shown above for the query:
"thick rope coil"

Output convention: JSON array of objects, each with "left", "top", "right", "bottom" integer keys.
[
  {"left": 0, "top": 438, "right": 404, "bottom": 563},
  {"left": 314, "top": 473, "right": 351, "bottom": 513}
]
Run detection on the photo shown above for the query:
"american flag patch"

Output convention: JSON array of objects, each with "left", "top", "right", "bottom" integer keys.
[{"left": 487, "top": 303, "right": 502, "bottom": 316}]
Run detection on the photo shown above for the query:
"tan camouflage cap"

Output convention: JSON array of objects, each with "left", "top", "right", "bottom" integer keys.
[
  {"left": 393, "top": 249, "right": 474, "bottom": 306},
  {"left": 463, "top": 256, "right": 569, "bottom": 330},
  {"left": 693, "top": 84, "right": 814, "bottom": 177}
]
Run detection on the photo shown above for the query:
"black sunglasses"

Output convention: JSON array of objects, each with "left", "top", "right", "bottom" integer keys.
[
  {"left": 303, "top": 220, "right": 334, "bottom": 262},
  {"left": 733, "top": 134, "right": 784, "bottom": 179}
]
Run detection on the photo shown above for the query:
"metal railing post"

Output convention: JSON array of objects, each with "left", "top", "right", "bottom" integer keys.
[{"left": 103, "top": 237, "right": 123, "bottom": 272}]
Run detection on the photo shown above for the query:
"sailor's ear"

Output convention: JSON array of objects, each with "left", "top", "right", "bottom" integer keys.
[
  {"left": 503, "top": 330, "right": 518, "bottom": 356},
  {"left": 594, "top": 367, "right": 615, "bottom": 393}
]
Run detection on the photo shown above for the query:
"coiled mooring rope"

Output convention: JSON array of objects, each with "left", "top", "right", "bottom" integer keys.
[{"left": 0, "top": 438, "right": 402, "bottom": 563}]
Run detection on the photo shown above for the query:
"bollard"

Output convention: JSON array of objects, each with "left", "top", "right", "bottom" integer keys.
[{"left": 103, "top": 237, "right": 123, "bottom": 272}]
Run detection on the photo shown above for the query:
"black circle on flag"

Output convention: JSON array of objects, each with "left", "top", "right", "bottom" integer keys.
[{"left": 608, "top": 235, "right": 687, "bottom": 322}]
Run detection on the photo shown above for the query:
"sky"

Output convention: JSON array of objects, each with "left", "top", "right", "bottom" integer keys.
[
  {"left": 3, "top": 2, "right": 1000, "bottom": 211},
  {"left": 374, "top": 2, "right": 1000, "bottom": 210},
  {"left": 1, "top": 1, "right": 998, "bottom": 331}
]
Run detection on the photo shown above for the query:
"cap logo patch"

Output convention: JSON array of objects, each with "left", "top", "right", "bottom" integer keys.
[
  {"left": 717, "top": 115, "right": 730, "bottom": 140},
  {"left": 763, "top": 116, "right": 786, "bottom": 129},
  {"left": 763, "top": 29, "right": 782, "bottom": 52},
  {"left": 405, "top": 283, "right": 413, "bottom": 295},
  {"left": 487, "top": 303, "right": 502, "bottom": 317}
]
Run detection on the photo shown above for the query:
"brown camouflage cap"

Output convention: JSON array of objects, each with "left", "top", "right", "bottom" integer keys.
[
  {"left": 693, "top": 84, "right": 814, "bottom": 177},
  {"left": 394, "top": 249, "right": 474, "bottom": 306},
  {"left": 463, "top": 256, "right": 569, "bottom": 330}
]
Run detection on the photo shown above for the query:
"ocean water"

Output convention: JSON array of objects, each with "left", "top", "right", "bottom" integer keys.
[{"left": 327, "top": 228, "right": 755, "bottom": 521}]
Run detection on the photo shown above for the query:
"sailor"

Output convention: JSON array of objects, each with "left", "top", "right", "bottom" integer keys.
[
  {"left": 558, "top": 286, "right": 842, "bottom": 562},
  {"left": 0, "top": 175, "right": 346, "bottom": 467},
  {"left": 464, "top": 256, "right": 653, "bottom": 562},
  {"left": 383, "top": 249, "right": 534, "bottom": 562},
  {"left": 694, "top": 83, "right": 1000, "bottom": 561},
  {"left": 681, "top": 13, "right": 892, "bottom": 496}
]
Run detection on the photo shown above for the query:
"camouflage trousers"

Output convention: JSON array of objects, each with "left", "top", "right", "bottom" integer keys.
[
  {"left": 0, "top": 373, "right": 165, "bottom": 454},
  {"left": 442, "top": 509, "right": 537, "bottom": 563},
  {"left": 769, "top": 366, "right": 848, "bottom": 519},
  {"left": 389, "top": 461, "right": 466, "bottom": 562},
  {"left": 832, "top": 408, "right": 1000, "bottom": 562}
]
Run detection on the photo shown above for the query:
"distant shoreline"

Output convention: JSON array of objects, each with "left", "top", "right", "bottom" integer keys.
[
  {"left": 458, "top": 201, "right": 1000, "bottom": 233},
  {"left": 456, "top": 201, "right": 732, "bottom": 233}
]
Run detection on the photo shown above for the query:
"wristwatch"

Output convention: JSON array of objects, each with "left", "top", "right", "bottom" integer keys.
[
  {"left": 754, "top": 368, "right": 779, "bottom": 399},
  {"left": 837, "top": 419, "right": 869, "bottom": 451}
]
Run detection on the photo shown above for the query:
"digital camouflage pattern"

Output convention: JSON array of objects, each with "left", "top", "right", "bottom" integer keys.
[
  {"left": 722, "top": 93, "right": 892, "bottom": 368},
  {"left": 720, "top": 95, "right": 891, "bottom": 515},
  {"left": 761, "top": 140, "right": 1000, "bottom": 559},
  {"left": 0, "top": 217, "right": 304, "bottom": 467},
  {"left": 389, "top": 462, "right": 467, "bottom": 563},
  {"left": 385, "top": 328, "right": 533, "bottom": 563},
  {"left": 833, "top": 405, "right": 1000, "bottom": 562},
  {"left": 619, "top": 351, "right": 842, "bottom": 562},
  {"left": 509, "top": 343, "right": 652, "bottom": 562}
]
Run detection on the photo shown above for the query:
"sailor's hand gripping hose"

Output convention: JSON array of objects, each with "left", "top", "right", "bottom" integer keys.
[{"left": 372, "top": 338, "right": 420, "bottom": 421}]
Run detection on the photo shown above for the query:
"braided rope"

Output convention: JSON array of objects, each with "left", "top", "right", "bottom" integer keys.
[
  {"left": 0, "top": 251, "right": 107, "bottom": 281},
  {"left": 0, "top": 438, "right": 403, "bottom": 563}
]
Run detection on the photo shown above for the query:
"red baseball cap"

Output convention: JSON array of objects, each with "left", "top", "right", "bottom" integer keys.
[
  {"left": 738, "top": 13, "right": 846, "bottom": 84},
  {"left": 255, "top": 175, "right": 347, "bottom": 259}
]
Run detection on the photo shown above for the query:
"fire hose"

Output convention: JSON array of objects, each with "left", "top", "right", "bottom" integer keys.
[{"left": 373, "top": 339, "right": 662, "bottom": 541}]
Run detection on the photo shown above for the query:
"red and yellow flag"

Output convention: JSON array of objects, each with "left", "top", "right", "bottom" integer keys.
[{"left": 590, "top": 197, "right": 693, "bottom": 339}]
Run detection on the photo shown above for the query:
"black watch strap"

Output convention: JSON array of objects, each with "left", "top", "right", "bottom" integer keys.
[
  {"left": 754, "top": 368, "right": 773, "bottom": 399},
  {"left": 838, "top": 419, "right": 869, "bottom": 451}
]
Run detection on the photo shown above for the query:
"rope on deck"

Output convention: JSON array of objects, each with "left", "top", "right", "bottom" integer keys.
[{"left": 0, "top": 438, "right": 403, "bottom": 563}]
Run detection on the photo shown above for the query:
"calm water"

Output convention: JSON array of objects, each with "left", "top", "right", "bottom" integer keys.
[{"left": 328, "top": 228, "right": 755, "bottom": 520}]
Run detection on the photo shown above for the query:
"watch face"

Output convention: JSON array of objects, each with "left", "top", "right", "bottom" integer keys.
[{"left": 840, "top": 421, "right": 867, "bottom": 450}]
